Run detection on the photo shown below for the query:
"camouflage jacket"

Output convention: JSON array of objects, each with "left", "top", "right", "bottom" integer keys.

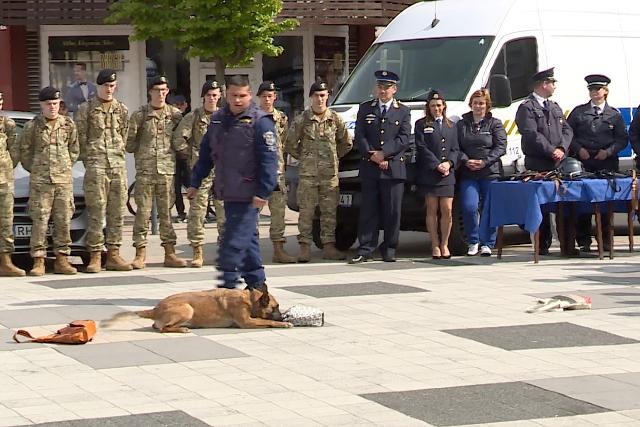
[
  {"left": 19, "top": 115, "right": 79, "bottom": 184},
  {"left": 125, "top": 104, "right": 183, "bottom": 175},
  {"left": 0, "top": 115, "right": 18, "bottom": 184},
  {"left": 173, "top": 107, "right": 211, "bottom": 170},
  {"left": 272, "top": 108, "right": 288, "bottom": 175},
  {"left": 285, "top": 107, "right": 352, "bottom": 178},
  {"left": 76, "top": 97, "right": 129, "bottom": 169}
]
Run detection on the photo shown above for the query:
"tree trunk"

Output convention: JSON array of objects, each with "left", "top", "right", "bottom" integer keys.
[{"left": 214, "top": 58, "right": 227, "bottom": 92}]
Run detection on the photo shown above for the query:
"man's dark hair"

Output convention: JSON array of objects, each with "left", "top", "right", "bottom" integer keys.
[
  {"left": 226, "top": 75, "right": 250, "bottom": 88},
  {"left": 74, "top": 62, "right": 87, "bottom": 71}
]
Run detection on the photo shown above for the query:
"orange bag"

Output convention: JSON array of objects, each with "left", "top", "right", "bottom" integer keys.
[{"left": 13, "top": 320, "right": 96, "bottom": 345}]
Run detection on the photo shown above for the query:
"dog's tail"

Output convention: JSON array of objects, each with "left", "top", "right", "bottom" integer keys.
[{"left": 100, "top": 309, "right": 155, "bottom": 328}]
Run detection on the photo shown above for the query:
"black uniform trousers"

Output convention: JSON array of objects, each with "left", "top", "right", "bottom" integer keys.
[
  {"left": 357, "top": 178, "right": 404, "bottom": 258},
  {"left": 174, "top": 158, "right": 191, "bottom": 216}
]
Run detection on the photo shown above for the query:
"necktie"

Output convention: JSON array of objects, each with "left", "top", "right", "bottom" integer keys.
[
  {"left": 543, "top": 100, "right": 549, "bottom": 109},
  {"left": 380, "top": 104, "right": 387, "bottom": 116},
  {"left": 594, "top": 105, "right": 601, "bottom": 115},
  {"left": 436, "top": 118, "right": 442, "bottom": 131}
]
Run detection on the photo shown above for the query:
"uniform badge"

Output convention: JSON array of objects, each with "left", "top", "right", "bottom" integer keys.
[
  {"left": 263, "top": 131, "right": 276, "bottom": 151},
  {"left": 609, "top": 124, "right": 614, "bottom": 129},
  {"left": 424, "top": 127, "right": 434, "bottom": 134},
  {"left": 240, "top": 118, "right": 253, "bottom": 124},
  {"left": 395, "top": 120, "right": 399, "bottom": 125}
]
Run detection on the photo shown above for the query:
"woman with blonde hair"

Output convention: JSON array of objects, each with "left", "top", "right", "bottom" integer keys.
[
  {"left": 456, "top": 88, "right": 506, "bottom": 257},
  {"left": 415, "top": 90, "right": 459, "bottom": 259}
]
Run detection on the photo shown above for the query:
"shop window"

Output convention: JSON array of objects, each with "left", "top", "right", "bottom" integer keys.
[
  {"left": 314, "top": 36, "right": 347, "bottom": 101},
  {"left": 146, "top": 39, "right": 190, "bottom": 108},
  {"left": 490, "top": 37, "right": 538, "bottom": 100},
  {"left": 262, "top": 36, "right": 304, "bottom": 120}
]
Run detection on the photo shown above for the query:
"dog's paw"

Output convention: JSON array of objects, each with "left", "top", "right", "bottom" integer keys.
[{"left": 284, "top": 322, "right": 294, "bottom": 328}]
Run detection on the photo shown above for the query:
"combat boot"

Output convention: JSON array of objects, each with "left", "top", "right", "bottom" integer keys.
[
  {"left": 322, "top": 243, "right": 346, "bottom": 260},
  {"left": 131, "top": 247, "right": 146, "bottom": 270},
  {"left": 298, "top": 243, "right": 311, "bottom": 263},
  {"left": 85, "top": 251, "right": 102, "bottom": 273},
  {"left": 106, "top": 247, "right": 132, "bottom": 271},
  {"left": 54, "top": 253, "right": 77, "bottom": 275},
  {"left": 272, "top": 241, "right": 296, "bottom": 263},
  {"left": 191, "top": 245, "right": 204, "bottom": 268},
  {"left": 164, "top": 243, "right": 187, "bottom": 268},
  {"left": 29, "top": 257, "right": 45, "bottom": 276},
  {"left": 0, "top": 253, "right": 26, "bottom": 277}
]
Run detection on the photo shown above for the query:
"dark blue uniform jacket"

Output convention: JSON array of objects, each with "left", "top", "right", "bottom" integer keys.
[
  {"left": 415, "top": 117, "right": 459, "bottom": 187},
  {"left": 456, "top": 112, "right": 507, "bottom": 180}
]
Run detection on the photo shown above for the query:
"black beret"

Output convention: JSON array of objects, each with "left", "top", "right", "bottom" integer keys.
[
  {"left": 148, "top": 75, "right": 169, "bottom": 89},
  {"left": 309, "top": 82, "right": 329, "bottom": 97},
  {"left": 96, "top": 69, "right": 117, "bottom": 85},
  {"left": 426, "top": 89, "right": 445, "bottom": 102},
  {"left": 531, "top": 67, "right": 556, "bottom": 83},
  {"left": 585, "top": 74, "right": 611, "bottom": 88},
  {"left": 200, "top": 80, "right": 220, "bottom": 97},
  {"left": 374, "top": 70, "right": 399, "bottom": 84},
  {"left": 38, "top": 86, "right": 61, "bottom": 102},
  {"left": 257, "top": 81, "right": 277, "bottom": 96}
]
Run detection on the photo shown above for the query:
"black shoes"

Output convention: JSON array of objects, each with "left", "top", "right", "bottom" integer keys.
[
  {"left": 349, "top": 254, "right": 372, "bottom": 264},
  {"left": 382, "top": 254, "right": 396, "bottom": 262}
]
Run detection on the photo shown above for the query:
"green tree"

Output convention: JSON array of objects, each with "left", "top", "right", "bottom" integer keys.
[{"left": 106, "top": 0, "right": 297, "bottom": 84}]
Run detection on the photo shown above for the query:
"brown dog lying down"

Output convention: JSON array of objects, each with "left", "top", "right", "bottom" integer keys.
[{"left": 100, "top": 284, "right": 293, "bottom": 333}]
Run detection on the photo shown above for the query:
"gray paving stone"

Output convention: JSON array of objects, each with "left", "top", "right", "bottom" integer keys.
[
  {"left": 281, "top": 281, "right": 429, "bottom": 298},
  {"left": 54, "top": 341, "right": 172, "bottom": 369},
  {"left": 33, "top": 275, "right": 168, "bottom": 289},
  {"left": 442, "top": 322, "right": 639, "bottom": 350},
  {"left": 528, "top": 374, "right": 640, "bottom": 411},
  {"left": 528, "top": 287, "right": 640, "bottom": 310},
  {"left": 356, "top": 260, "right": 434, "bottom": 270},
  {"left": 0, "top": 329, "right": 42, "bottom": 351},
  {"left": 412, "top": 259, "right": 475, "bottom": 267},
  {"left": 15, "top": 410, "right": 209, "bottom": 426},
  {"left": 361, "top": 381, "right": 609, "bottom": 426},
  {"left": 576, "top": 274, "right": 640, "bottom": 286},
  {"left": 11, "top": 298, "right": 160, "bottom": 308},
  {"left": 134, "top": 336, "right": 247, "bottom": 361},
  {"left": 0, "top": 308, "right": 72, "bottom": 328},
  {"left": 269, "top": 264, "right": 368, "bottom": 277}
]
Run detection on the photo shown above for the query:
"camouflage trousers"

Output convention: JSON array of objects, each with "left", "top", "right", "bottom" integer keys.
[
  {"left": 28, "top": 181, "right": 74, "bottom": 257},
  {"left": 187, "top": 171, "right": 225, "bottom": 245},
  {"left": 297, "top": 176, "right": 338, "bottom": 245},
  {"left": 133, "top": 173, "right": 177, "bottom": 248},
  {"left": 268, "top": 175, "right": 287, "bottom": 242},
  {"left": 84, "top": 167, "right": 127, "bottom": 251},
  {"left": 0, "top": 182, "right": 15, "bottom": 253}
]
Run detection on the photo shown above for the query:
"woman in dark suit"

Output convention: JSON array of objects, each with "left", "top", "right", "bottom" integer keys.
[
  {"left": 457, "top": 88, "right": 507, "bottom": 257},
  {"left": 415, "top": 90, "right": 459, "bottom": 259}
]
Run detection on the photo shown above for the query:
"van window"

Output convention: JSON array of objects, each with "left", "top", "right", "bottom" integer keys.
[
  {"left": 490, "top": 38, "right": 538, "bottom": 100},
  {"left": 333, "top": 37, "right": 494, "bottom": 104}
]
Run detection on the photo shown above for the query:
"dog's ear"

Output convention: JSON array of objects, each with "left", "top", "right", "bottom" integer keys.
[{"left": 258, "top": 283, "right": 269, "bottom": 307}]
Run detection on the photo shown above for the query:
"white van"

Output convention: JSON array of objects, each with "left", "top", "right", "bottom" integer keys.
[{"left": 324, "top": 0, "right": 640, "bottom": 254}]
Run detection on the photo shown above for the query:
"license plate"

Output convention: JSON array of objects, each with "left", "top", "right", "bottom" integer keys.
[
  {"left": 339, "top": 193, "right": 353, "bottom": 207},
  {"left": 13, "top": 224, "right": 54, "bottom": 238}
]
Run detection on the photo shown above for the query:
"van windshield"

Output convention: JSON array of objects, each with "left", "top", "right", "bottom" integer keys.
[{"left": 333, "top": 36, "right": 494, "bottom": 105}]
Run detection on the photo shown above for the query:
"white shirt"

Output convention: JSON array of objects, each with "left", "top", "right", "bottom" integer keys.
[
  {"left": 378, "top": 99, "right": 392, "bottom": 114},
  {"left": 532, "top": 91, "right": 548, "bottom": 108},
  {"left": 590, "top": 101, "right": 605, "bottom": 114}
]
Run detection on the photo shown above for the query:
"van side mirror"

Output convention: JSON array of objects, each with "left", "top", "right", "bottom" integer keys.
[{"left": 489, "top": 74, "right": 512, "bottom": 107}]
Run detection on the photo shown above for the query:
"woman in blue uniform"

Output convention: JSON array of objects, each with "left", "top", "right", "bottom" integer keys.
[
  {"left": 457, "top": 89, "right": 507, "bottom": 257},
  {"left": 415, "top": 90, "right": 459, "bottom": 259}
]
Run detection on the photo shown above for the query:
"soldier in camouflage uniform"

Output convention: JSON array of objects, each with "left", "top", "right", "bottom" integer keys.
[
  {"left": 75, "top": 69, "right": 132, "bottom": 273},
  {"left": 257, "top": 81, "right": 296, "bottom": 263},
  {"left": 126, "top": 76, "right": 187, "bottom": 269},
  {"left": 0, "top": 91, "right": 26, "bottom": 276},
  {"left": 173, "top": 80, "right": 225, "bottom": 268},
  {"left": 285, "top": 82, "right": 352, "bottom": 262},
  {"left": 19, "top": 87, "right": 79, "bottom": 276}
]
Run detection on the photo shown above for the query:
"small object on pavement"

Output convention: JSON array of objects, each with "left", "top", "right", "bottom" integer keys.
[
  {"left": 526, "top": 294, "right": 592, "bottom": 313},
  {"left": 282, "top": 305, "right": 324, "bottom": 327}
]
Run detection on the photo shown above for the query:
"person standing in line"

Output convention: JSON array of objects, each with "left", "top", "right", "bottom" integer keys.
[
  {"left": 126, "top": 76, "right": 187, "bottom": 269},
  {"left": 75, "top": 69, "right": 132, "bottom": 273},
  {"left": 19, "top": 87, "right": 79, "bottom": 276},
  {"left": 0, "top": 91, "right": 26, "bottom": 276},
  {"left": 257, "top": 81, "right": 297, "bottom": 263},
  {"left": 188, "top": 75, "right": 278, "bottom": 289},
  {"left": 173, "top": 80, "right": 225, "bottom": 267},
  {"left": 349, "top": 70, "right": 411, "bottom": 263},
  {"left": 286, "top": 82, "right": 353, "bottom": 262},
  {"left": 457, "top": 88, "right": 507, "bottom": 257},
  {"left": 515, "top": 67, "right": 573, "bottom": 255},
  {"left": 568, "top": 74, "right": 627, "bottom": 253},
  {"left": 415, "top": 90, "right": 459, "bottom": 259},
  {"left": 170, "top": 94, "right": 191, "bottom": 223}
]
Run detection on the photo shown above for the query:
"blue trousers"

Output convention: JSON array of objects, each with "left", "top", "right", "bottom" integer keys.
[
  {"left": 459, "top": 178, "right": 497, "bottom": 248},
  {"left": 216, "top": 202, "right": 265, "bottom": 288}
]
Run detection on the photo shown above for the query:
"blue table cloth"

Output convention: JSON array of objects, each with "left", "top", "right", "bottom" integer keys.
[{"left": 481, "top": 178, "right": 636, "bottom": 234}]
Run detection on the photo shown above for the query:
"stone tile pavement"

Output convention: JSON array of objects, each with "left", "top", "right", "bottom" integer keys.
[{"left": 1, "top": 223, "right": 640, "bottom": 426}]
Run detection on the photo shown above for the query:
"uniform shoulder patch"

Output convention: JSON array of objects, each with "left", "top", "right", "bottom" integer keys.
[{"left": 263, "top": 130, "right": 277, "bottom": 151}]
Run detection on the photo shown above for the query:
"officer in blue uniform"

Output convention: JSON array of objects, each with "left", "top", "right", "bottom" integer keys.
[
  {"left": 568, "top": 74, "right": 628, "bottom": 252},
  {"left": 515, "top": 67, "right": 573, "bottom": 254},
  {"left": 349, "top": 70, "right": 411, "bottom": 263},
  {"left": 188, "top": 75, "right": 278, "bottom": 289}
]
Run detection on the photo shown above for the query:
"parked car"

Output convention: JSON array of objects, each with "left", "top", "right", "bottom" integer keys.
[{"left": 2, "top": 111, "right": 91, "bottom": 265}]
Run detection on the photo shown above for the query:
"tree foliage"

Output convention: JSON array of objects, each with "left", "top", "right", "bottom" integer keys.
[{"left": 106, "top": 0, "right": 298, "bottom": 81}]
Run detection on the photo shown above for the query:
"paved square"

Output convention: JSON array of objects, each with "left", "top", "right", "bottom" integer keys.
[
  {"left": 361, "top": 381, "right": 610, "bottom": 426},
  {"left": 528, "top": 287, "right": 640, "bottom": 310},
  {"left": 280, "top": 281, "right": 428, "bottom": 298},
  {"left": 33, "top": 275, "right": 168, "bottom": 289},
  {"left": 0, "top": 305, "right": 124, "bottom": 328},
  {"left": 443, "top": 322, "right": 639, "bottom": 350},
  {"left": 18, "top": 410, "right": 210, "bottom": 426},
  {"left": 0, "top": 329, "right": 42, "bottom": 351}
]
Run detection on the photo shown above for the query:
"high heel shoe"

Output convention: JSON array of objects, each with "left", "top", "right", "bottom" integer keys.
[
  {"left": 441, "top": 247, "right": 451, "bottom": 259},
  {"left": 432, "top": 248, "right": 442, "bottom": 260}
]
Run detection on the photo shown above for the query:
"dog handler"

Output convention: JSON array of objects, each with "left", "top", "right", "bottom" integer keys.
[{"left": 187, "top": 75, "right": 278, "bottom": 289}]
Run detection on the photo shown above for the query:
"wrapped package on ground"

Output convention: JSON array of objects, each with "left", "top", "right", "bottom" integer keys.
[{"left": 282, "top": 305, "right": 324, "bottom": 327}]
